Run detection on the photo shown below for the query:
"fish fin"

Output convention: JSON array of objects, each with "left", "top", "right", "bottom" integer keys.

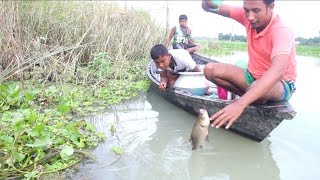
[{"left": 205, "top": 134, "right": 209, "bottom": 142}]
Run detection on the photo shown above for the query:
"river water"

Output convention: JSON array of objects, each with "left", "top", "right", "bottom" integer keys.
[{"left": 72, "top": 55, "right": 320, "bottom": 180}]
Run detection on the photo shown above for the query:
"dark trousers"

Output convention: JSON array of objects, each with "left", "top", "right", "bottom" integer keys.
[{"left": 173, "top": 43, "right": 197, "bottom": 50}]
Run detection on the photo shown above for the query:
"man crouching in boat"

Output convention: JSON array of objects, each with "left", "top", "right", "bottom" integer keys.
[
  {"left": 201, "top": 0, "right": 297, "bottom": 129},
  {"left": 150, "top": 44, "right": 201, "bottom": 91}
]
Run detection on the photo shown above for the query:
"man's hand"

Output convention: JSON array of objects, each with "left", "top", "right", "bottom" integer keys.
[
  {"left": 159, "top": 82, "right": 167, "bottom": 91},
  {"left": 210, "top": 100, "right": 246, "bottom": 129}
]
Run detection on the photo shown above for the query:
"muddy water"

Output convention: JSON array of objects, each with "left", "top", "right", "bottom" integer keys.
[{"left": 72, "top": 55, "right": 320, "bottom": 180}]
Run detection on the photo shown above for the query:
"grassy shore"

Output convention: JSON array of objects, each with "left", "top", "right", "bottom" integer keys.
[
  {"left": 196, "top": 39, "right": 320, "bottom": 58},
  {"left": 0, "top": 1, "right": 165, "bottom": 179}
]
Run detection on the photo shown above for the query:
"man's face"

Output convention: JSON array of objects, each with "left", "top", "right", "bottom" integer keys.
[
  {"left": 179, "top": 19, "right": 188, "bottom": 28},
  {"left": 243, "top": 0, "right": 274, "bottom": 31},
  {"left": 155, "top": 54, "right": 171, "bottom": 70}
]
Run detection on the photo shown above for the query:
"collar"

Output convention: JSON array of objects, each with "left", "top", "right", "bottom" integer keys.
[
  {"left": 171, "top": 56, "right": 177, "bottom": 66},
  {"left": 168, "top": 55, "right": 177, "bottom": 71},
  {"left": 254, "top": 13, "right": 276, "bottom": 38}
]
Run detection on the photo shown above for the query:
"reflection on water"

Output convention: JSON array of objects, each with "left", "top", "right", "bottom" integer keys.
[
  {"left": 267, "top": 55, "right": 320, "bottom": 180},
  {"left": 147, "top": 92, "right": 280, "bottom": 180},
  {"left": 73, "top": 92, "right": 280, "bottom": 180},
  {"left": 73, "top": 55, "right": 320, "bottom": 180},
  {"left": 72, "top": 95, "right": 159, "bottom": 179}
]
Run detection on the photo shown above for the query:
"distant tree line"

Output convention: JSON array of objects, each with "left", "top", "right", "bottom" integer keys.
[
  {"left": 218, "top": 33, "right": 247, "bottom": 42},
  {"left": 296, "top": 36, "right": 320, "bottom": 45},
  {"left": 218, "top": 33, "right": 320, "bottom": 45}
]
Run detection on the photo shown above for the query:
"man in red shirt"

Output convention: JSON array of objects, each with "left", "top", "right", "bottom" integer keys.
[{"left": 202, "top": 0, "right": 297, "bottom": 129}]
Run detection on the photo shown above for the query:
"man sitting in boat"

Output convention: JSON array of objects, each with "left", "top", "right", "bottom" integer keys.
[
  {"left": 201, "top": 0, "right": 297, "bottom": 129},
  {"left": 150, "top": 44, "right": 201, "bottom": 91},
  {"left": 165, "top": 14, "right": 200, "bottom": 54}
]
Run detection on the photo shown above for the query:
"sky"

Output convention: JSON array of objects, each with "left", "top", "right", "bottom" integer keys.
[{"left": 117, "top": 1, "right": 320, "bottom": 39}]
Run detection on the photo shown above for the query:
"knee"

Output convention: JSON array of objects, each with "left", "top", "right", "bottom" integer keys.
[{"left": 204, "top": 63, "right": 218, "bottom": 80}]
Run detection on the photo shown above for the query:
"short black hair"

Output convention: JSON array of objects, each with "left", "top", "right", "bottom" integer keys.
[
  {"left": 179, "top": 14, "right": 188, "bottom": 21},
  {"left": 263, "top": 0, "right": 274, "bottom": 6},
  {"left": 150, "top": 44, "right": 168, "bottom": 60}
]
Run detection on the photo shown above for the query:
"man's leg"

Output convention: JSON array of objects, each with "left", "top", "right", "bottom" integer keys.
[
  {"left": 186, "top": 46, "right": 200, "bottom": 53},
  {"left": 173, "top": 43, "right": 183, "bottom": 49},
  {"left": 204, "top": 62, "right": 247, "bottom": 96},
  {"left": 204, "top": 62, "right": 292, "bottom": 104},
  {"left": 250, "top": 80, "right": 286, "bottom": 104},
  {"left": 184, "top": 44, "right": 200, "bottom": 53}
]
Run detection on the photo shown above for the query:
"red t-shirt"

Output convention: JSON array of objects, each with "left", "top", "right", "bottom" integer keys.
[{"left": 230, "top": 6, "right": 297, "bottom": 82}]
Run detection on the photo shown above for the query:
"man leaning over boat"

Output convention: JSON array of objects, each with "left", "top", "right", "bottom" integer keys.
[
  {"left": 150, "top": 44, "right": 201, "bottom": 91},
  {"left": 201, "top": 0, "right": 297, "bottom": 129}
]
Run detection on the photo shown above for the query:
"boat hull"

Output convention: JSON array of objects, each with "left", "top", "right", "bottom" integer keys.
[{"left": 147, "top": 53, "right": 296, "bottom": 142}]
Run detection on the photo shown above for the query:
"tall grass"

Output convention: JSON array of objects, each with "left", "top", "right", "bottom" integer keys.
[{"left": 0, "top": 1, "right": 165, "bottom": 85}]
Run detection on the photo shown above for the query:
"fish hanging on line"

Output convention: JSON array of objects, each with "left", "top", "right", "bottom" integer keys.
[{"left": 189, "top": 108, "right": 210, "bottom": 150}]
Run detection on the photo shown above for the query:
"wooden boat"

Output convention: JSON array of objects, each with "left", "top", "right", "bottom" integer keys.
[{"left": 146, "top": 53, "right": 297, "bottom": 142}]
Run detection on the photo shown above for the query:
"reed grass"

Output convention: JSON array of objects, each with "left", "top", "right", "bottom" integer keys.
[{"left": 0, "top": 1, "right": 165, "bottom": 85}]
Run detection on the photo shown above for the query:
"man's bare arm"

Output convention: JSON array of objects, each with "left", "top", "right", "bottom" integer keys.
[
  {"left": 190, "top": 66, "right": 201, "bottom": 72},
  {"left": 166, "top": 27, "right": 176, "bottom": 47},
  {"left": 201, "top": 0, "right": 231, "bottom": 18},
  {"left": 160, "top": 71, "right": 168, "bottom": 83}
]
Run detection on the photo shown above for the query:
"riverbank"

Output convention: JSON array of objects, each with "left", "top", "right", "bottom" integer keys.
[
  {"left": 0, "top": 1, "right": 164, "bottom": 179},
  {"left": 196, "top": 40, "right": 320, "bottom": 58}
]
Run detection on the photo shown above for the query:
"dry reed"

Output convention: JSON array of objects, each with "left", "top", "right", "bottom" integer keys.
[{"left": 0, "top": 1, "right": 165, "bottom": 85}]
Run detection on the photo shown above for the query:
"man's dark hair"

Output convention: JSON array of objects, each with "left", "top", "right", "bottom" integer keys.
[
  {"left": 263, "top": 0, "right": 274, "bottom": 6},
  {"left": 179, "top": 14, "right": 188, "bottom": 21},
  {"left": 150, "top": 44, "right": 168, "bottom": 60}
]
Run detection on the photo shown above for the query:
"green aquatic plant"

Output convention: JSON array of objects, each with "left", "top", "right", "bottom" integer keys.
[
  {"left": 0, "top": 81, "right": 34, "bottom": 112},
  {"left": 111, "top": 146, "right": 124, "bottom": 155},
  {"left": 0, "top": 1, "right": 160, "bottom": 178},
  {"left": 0, "top": 82, "right": 105, "bottom": 179}
]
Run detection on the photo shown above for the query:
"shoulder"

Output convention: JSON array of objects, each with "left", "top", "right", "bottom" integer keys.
[
  {"left": 271, "top": 16, "right": 293, "bottom": 32},
  {"left": 170, "top": 49, "right": 192, "bottom": 60},
  {"left": 170, "top": 49, "right": 189, "bottom": 56},
  {"left": 270, "top": 15, "right": 295, "bottom": 39}
]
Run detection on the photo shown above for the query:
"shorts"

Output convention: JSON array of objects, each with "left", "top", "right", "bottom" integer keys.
[{"left": 244, "top": 69, "right": 296, "bottom": 101}]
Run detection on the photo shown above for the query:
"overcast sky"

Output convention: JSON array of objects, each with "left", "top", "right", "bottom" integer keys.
[{"left": 118, "top": 1, "right": 320, "bottom": 39}]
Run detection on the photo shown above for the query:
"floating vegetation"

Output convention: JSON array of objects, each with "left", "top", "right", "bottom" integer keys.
[
  {"left": 0, "top": 81, "right": 106, "bottom": 179},
  {"left": 0, "top": 1, "right": 163, "bottom": 178}
]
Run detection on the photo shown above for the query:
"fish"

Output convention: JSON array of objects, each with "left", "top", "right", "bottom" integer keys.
[{"left": 189, "top": 108, "right": 210, "bottom": 150}]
